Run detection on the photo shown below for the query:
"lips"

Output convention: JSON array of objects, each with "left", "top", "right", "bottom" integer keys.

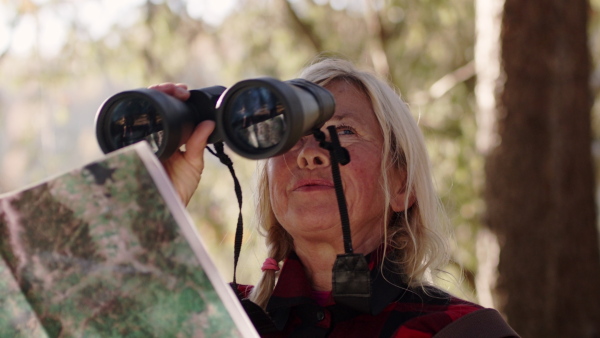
[{"left": 292, "top": 179, "right": 334, "bottom": 192}]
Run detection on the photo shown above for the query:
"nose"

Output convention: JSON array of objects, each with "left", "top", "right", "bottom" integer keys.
[{"left": 296, "top": 136, "right": 330, "bottom": 169}]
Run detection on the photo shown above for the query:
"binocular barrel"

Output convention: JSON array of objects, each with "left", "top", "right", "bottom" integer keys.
[{"left": 95, "top": 78, "right": 335, "bottom": 160}]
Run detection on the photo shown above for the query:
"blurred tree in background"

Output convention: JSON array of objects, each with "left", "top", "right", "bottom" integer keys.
[
  {"left": 477, "top": 0, "right": 600, "bottom": 336},
  {"left": 1, "top": 0, "right": 600, "bottom": 334}
]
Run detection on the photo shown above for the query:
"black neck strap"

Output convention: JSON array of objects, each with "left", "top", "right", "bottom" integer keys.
[
  {"left": 312, "top": 126, "right": 353, "bottom": 253},
  {"left": 207, "top": 142, "right": 244, "bottom": 290},
  {"left": 313, "top": 126, "right": 372, "bottom": 313}
]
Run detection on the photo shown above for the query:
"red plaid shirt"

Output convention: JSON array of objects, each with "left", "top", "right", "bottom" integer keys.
[{"left": 236, "top": 251, "right": 483, "bottom": 337}]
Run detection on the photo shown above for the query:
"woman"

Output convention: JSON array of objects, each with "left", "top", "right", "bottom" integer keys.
[{"left": 153, "top": 58, "right": 518, "bottom": 337}]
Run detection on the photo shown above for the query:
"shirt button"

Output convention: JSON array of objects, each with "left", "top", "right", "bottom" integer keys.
[{"left": 316, "top": 309, "right": 325, "bottom": 321}]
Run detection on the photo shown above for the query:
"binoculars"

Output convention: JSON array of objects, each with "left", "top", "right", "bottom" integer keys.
[{"left": 95, "top": 78, "right": 335, "bottom": 160}]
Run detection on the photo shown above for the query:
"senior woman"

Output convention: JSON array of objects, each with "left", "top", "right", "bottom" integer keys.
[{"left": 154, "top": 58, "right": 518, "bottom": 337}]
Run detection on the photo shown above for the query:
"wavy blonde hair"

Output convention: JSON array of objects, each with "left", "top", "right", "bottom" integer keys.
[{"left": 249, "top": 58, "right": 451, "bottom": 308}]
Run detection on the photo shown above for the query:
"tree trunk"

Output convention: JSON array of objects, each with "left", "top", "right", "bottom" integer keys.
[{"left": 481, "top": 0, "right": 600, "bottom": 336}]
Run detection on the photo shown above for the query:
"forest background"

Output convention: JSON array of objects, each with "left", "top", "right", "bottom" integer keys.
[{"left": 1, "top": 0, "right": 600, "bottom": 336}]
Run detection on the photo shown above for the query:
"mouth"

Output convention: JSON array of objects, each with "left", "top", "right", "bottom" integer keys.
[{"left": 292, "top": 179, "right": 334, "bottom": 192}]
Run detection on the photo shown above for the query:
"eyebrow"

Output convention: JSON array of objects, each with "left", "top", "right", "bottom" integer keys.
[{"left": 328, "top": 113, "right": 354, "bottom": 122}]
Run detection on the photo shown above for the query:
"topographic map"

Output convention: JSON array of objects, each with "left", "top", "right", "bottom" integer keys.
[{"left": 0, "top": 144, "right": 251, "bottom": 337}]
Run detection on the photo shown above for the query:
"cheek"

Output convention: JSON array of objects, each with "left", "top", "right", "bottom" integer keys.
[
  {"left": 349, "top": 145, "right": 380, "bottom": 171},
  {"left": 266, "top": 157, "right": 285, "bottom": 187},
  {"left": 266, "top": 160, "right": 278, "bottom": 198},
  {"left": 345, "top": 155, "right": 385, "bottom": 199},
  {"left": 266, "top": 157, "right": 288, "bottom": 207}
]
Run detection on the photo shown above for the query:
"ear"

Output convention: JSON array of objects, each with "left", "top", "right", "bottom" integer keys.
[{"left": 389, "top": 167, "right": 415, "bottom": 213}]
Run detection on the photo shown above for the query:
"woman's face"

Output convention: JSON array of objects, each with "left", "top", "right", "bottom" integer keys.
[{"left": 267, "top": 80, "right": 406, "bottom": 253}]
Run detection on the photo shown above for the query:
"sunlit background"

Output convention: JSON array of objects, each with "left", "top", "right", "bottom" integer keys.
[{"left": 1, "top": 0, "right": 600, "bottom": 304}]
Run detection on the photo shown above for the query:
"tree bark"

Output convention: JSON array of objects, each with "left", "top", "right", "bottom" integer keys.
[{"left": 482, "top": 0, "right": 600, "bottom": 336}]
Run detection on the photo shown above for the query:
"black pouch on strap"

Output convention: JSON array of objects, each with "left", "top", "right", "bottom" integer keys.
[{"left": 332, "top": 253, "right": 371, "bottom": 313}]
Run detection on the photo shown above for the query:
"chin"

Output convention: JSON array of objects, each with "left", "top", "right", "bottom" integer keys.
[{"left": 283, "top": 218, "right": 341, "bottom": 236}]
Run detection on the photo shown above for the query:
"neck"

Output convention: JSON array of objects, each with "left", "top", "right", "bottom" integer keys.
[
  {"left": 293, "top": 240, "right": 339, "bottom": 292},
  {"left": 293, "top": 235, "right": 382, "bottom": 292}
]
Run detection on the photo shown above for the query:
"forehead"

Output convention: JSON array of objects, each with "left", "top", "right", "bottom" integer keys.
[{"left": 324, "top": 80, "right": 377, "bottom": 124}]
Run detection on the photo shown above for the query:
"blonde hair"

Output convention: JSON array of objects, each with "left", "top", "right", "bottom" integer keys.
[{"left": 249, "top": 58, "right": 451, "bottom": 308}]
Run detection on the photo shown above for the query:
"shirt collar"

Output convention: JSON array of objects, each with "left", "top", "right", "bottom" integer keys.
[
  {"left": 267, "top": 251, "right": 315, "bottom": 311},
  {"left": 266, "top": 249, "right": 410, "bottom": 316}
]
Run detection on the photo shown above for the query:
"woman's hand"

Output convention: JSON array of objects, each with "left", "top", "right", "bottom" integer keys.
[{"left": 149, "top": 83, "right": 215, "bottom": 206}]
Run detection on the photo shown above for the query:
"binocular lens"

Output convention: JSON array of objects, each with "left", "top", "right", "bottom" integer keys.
[
  {"left": 106, "top": 98, "right": 165, "bottom": 154},
  {"left": 228, "top": 86, "right": 286, "bottom": 151},
  {"left": 96, "top": 87, "right": 222, "bottom": 160},
  {"left": 217, "top": 78, "right": 334, "bottom": 159}
]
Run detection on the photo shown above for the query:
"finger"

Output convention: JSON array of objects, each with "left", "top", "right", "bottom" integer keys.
[
  {"left": 148, "top": 83, "right": 190, "bottom": 100},
  {"left": 148, "top": 82, "right": 188, "bottom": 91},
  {"left": 184, "top": 120, "right": 216, "bottom": 168},
  {"left": 174, "top": 83, "right": 188, "bottom": 90}
]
